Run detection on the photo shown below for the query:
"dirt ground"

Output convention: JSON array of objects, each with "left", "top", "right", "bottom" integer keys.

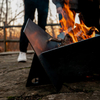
[{"left": 0, "top": 52, "right": 100, "bottom": 100}]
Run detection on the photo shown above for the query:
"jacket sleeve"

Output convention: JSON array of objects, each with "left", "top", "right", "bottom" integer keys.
[{"left": 52, "top": 0, "right": 64, "bottom": 8}]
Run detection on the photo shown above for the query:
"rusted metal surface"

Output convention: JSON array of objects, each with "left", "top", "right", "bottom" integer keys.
[{"left": 24, "top": 19, "right": 59, "bottom": 56}]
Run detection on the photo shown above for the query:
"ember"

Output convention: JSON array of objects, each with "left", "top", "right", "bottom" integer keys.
[{"left": 48, "top": 1, "right": 99, "bottom": 46}]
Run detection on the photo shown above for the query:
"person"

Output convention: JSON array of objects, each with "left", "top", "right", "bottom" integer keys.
[
  {"left": 17, "top": 0, "right": 49, "bottom": 62},
  {"left": 53, "top": 0, "right": 99, "bottom": 29},
  {"left": 53, "top": 0, "right": 99, "bottom": 39},
  {"left": 52, "top": 0, "right": 78, "bottom": 14},
  {"left": 52, "top": 0, "right": 78, "bottom": 39}
]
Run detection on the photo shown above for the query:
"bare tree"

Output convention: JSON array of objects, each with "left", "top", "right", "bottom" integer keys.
[
  {"left": 0, "top": 0, "right": 4, "bottom": 26},
  {"left": 0, "top": 0, "right": 24, "bottom": 26}
]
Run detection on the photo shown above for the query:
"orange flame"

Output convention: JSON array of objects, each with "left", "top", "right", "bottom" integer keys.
[
  {"left": 59, "top": 2, "right": 98, "bottom": 43},
  {"left": 60, "top": 3, "right": 75, "bottom": 34}
]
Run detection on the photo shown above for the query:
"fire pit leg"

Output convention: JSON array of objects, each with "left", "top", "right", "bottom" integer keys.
[{"left": 26, "top": 53, "right": 51, "bottom": 87}]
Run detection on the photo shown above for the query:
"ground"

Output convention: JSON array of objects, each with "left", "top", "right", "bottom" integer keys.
[{"left": 0, "top": 51, "right": 100, "bottom": 100}]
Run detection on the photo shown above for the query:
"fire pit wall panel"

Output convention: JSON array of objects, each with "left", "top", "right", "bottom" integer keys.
[
  {"left": 24, "top": 19, "right": 59, "bottom": 56},
  {"left": 40, "top": 36, "right": 100, "bottom": 82}
]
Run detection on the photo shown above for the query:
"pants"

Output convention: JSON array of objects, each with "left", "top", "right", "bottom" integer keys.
[{"left": 20, "top": 0, "right": 49, "bottom": 52}]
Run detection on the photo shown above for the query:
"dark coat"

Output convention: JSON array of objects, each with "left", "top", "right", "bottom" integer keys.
[
  {"left": 52, "top": 0, "right": 99, "bottom": 28},
  {"left": 52, "top": 0, "right": 78, "bottom": 10}
]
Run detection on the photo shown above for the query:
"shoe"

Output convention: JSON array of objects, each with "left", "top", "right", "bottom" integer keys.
[{"left": 17, "top": 52, "right": 27, "bottom": 62}]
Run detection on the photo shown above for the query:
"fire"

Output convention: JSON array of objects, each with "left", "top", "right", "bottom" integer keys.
[
  {"left": 59, "top": 2, "right": 99, "bottom": 43},
  {"left": 60, "top": 3, "right": 75, "bottom": 34}
]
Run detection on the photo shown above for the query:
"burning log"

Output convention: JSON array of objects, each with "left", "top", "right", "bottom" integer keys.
[
  {"left": 86, "top": 26, "right": 99, "bottom": 35},
  {"left": 61, "top": 34, "right": 73, "bottom": 46},
  {"left": 47, "top": 26, "right": 99, "bottom": 47},
  {"left": 48, "top": 38, "right": 63, "bottom": 43},
  {"left": 47, "top": 34, "right": 73, "bottom": 46}
]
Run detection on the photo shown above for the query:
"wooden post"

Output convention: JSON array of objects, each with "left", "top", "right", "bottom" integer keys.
[
  {"left": 3, "top": 22, "right": 6, "bottom": 52},
  {"left": 6, "top": 0, "right": 8, "bottom": 24}
]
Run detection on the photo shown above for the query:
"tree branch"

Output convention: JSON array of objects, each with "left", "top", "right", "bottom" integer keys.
[{"left": 7, "top": 10, "right": 24, "bottom": 25}]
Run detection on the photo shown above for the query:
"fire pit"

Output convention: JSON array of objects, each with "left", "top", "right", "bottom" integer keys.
[
  {"left": 25, "top": 19, "right": 100, "bottom": 91},
  {"left": 25, "top": 1, "right": 100, "bottom": 91}
]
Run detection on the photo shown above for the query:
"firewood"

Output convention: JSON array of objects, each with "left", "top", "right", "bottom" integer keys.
[
  {"left": 47, "top": 37, "right": 63, "bottom": 43},
  {"left": 61, "top": 34, "right": 73, "bottom": 46},
  {"left": 47, "top": 26, "right": 99, "bottom": 47},
  {"left": 47, "top": 34, "right": 73, "bottom": 46},
  {"left": 86, "top": 26, "right": 99, "bottom": 35}
]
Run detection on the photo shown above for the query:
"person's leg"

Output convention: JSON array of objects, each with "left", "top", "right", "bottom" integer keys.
[
  {"left": 18, "top": 0, "right": 36, "bottom": 62},
  {"left": 37, "top": 0, "right": 49, "bottom": 30},
  {"left": 20, "top": 0, "right": 36, "bottom": 52}
]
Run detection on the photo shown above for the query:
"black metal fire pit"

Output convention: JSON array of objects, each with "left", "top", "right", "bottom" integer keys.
[{"left": 25, "top": 19, "right": 100, "bottom": 91}]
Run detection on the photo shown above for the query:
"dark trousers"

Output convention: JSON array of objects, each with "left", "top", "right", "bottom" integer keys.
[{"left": 20, "top": 0, "right": 49, "bottom": 52}]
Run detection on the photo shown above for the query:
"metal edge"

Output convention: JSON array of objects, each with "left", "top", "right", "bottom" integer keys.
[
  {"left": 23, "top": 18, "right": 30, "bottom": 33},
  {"left": 41, "top": 35, "right": 100, "bottom": 55}
]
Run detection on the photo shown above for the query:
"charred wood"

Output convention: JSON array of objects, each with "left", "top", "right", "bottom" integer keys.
[{"left": 47, "top": 26, "right": 99, "bottom": 47}]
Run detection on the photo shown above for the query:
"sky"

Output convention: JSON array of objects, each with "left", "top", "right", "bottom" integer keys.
[{"left": 10, "top": 0, "right": 24, "bottom": 25}]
